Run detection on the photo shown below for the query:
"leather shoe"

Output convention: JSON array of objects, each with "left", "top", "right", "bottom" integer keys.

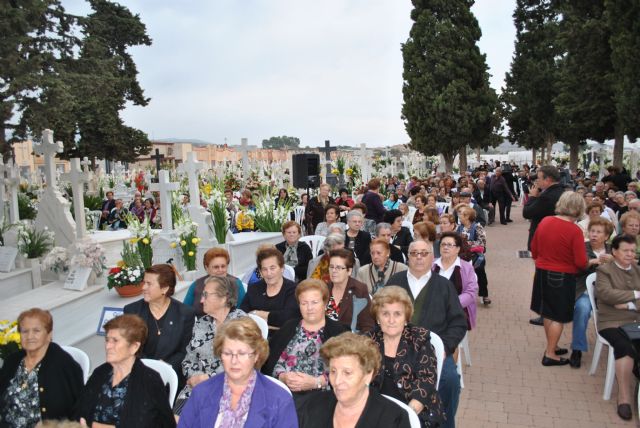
[
  {"left": 542, "top": 355, "right": 570, "bottom": 366},
  {"left": 500, "top": 221, "right": 508, "bottom": 225},
  {"left": 529, "top": 316, "right": 544, "bottom": 326},
  {"left": 506, "top": 219, "right": 513, "bottom": 223},
  {"left": 569, "top": 350, "right": 582, "bottom": 368},
  {"left": 617, "top": 403, "right": 632, "bottom": 421},
  {"left": 555, "top": 347, "right": 568, "bottom": 356}
]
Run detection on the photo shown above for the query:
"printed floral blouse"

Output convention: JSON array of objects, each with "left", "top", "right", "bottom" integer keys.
[
  {"left": 92, "top": 373, "right": 130, "bottom": 425},
  {"left": 272, "top": 323, "right": 326, "bottom": 379},
  {"left": 1, "top": 360, "right": 41, "bottom": 428}
]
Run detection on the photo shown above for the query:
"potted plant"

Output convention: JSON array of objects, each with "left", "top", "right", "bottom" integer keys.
[
  {"left": 173, "top": 216, "right": 200, "bottom": 273},
  {"left": 16, "top": 222, "right": 55, "bottom": 260},
  {"left": 107, "top": 242, "right": 145, "bottom": 297}
]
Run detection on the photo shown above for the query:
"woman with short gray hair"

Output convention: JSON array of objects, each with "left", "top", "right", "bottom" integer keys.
[
  {"left": 174, "top": 276, "right": 246, "bottom": 414},
  {"left": 307, "top": 233, "right": 360, "bottom": 283}
]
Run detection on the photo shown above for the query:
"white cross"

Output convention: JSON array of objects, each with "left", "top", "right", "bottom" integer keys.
[
  {"left": 34, "top": 129, "right": 63, "bottom": 187},
  {"left": 4, "top": 162, "right": 20, "bottom": 224},
  {"left": 238, "top": 138, "right": 257, "bottom": 181},
  {"left": 61, "top": 158, "right": 90, "bottom": 239},
  {"left": 149, "top": 170, "right": 179, "bottom": 234},
  {"left": 359, "top": 143, "right": 372, "bottom": 182},
  {"left": 178, "top": 152, "right": 205, "bottom": 208},
  {"left": 80, "top": 157, "right": 91, "bottom": 173}
]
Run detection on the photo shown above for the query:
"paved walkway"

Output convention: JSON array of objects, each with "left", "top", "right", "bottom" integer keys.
[{"left": 456, "top": 205, "right": 636, "bottom": 428}]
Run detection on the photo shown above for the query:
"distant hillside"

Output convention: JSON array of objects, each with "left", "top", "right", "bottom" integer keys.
[{"left": 157, "top": 138, "right": 217, "bottom": 146}]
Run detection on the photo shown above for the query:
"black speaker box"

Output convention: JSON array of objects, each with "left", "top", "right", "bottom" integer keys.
[{"left": 292, "top": 153, "right": 320, "bottom": 189}]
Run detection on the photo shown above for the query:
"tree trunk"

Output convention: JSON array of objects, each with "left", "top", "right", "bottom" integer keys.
[
  {"left": 613, "top": 124, "right": 624, "bottom": 168},
  {"left": 568, "top": 140, "right": 580, "bottom": 172},
  {"left": 443, "top": 152, "right": 456, "bottom": 173},
  {"left": 546, "top": 134, "right": 555, "bottom": 163},
  {"left": 475, "top": 147, "right": 481, "bottom": 162},
  {"left": 458, "top": 146, "right": 468, "bottom": 173},
  {"left": 531, "top": 148, "right": 537, "bottom": 166},
  {"left": 540, "top": 147, "right": 546, "bottom": 164}
]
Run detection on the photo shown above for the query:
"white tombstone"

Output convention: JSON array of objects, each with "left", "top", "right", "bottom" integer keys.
[
  {"left": 33, "top": 130, "right": 76, "bottom": 249},
  {"left": 359, "top": 144, "right": 372, "bottom": 183},
  {"left": 178, "top": 152, "right": 217, "bottom": 247},
  {"left": 148, "top": 170, "right": 182, "bottom": 266},
  {"left": 2, "top": 161, "right": 20, "bottom": 224},
  {"left": 238, "top": 138, "right": 257, "bottom": 182},
  {"left": 61, "top": 158, "right": 90, "bottom": 239}
]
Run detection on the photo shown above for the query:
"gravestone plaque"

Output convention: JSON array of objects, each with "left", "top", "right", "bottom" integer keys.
[
  {"left": 63, "top": 266, "right": 92, "bottom": 291},
  {"left": 0, "top": 246, "right": 18, "bottom": 272}
]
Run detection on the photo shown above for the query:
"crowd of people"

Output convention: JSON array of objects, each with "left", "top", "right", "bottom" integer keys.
[{"left": 2, "top": 161, "right": 640, "bottom": 427}]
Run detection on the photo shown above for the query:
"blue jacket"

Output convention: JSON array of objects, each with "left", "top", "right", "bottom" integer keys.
[{"left": 177, "top": 371, "right": 298, "bottom": 428}]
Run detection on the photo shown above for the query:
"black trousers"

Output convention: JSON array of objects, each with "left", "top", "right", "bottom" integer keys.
[{"left": 496, "top": 196, "right": 507, "bottom": 223}]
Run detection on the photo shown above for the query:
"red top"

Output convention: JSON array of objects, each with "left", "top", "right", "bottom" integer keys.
[{"left": 531, "top": 216, "right": 588, "bottom": 274}]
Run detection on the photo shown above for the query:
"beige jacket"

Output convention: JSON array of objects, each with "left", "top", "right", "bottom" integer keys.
[
  {"left": 357, "top": 261, "right": 408, "bottom": 295},
  {"left": 595, "top": 261, "right": 640, "bottom": 331}
]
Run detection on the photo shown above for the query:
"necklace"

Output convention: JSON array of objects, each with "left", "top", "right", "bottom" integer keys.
[{"left": 150, "top": 299, "right": 170, "bottom": 335}]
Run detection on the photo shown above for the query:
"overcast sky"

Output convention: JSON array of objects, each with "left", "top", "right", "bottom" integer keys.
[{"left": 64, "top": 0, "right": 516, "bottom": 148}]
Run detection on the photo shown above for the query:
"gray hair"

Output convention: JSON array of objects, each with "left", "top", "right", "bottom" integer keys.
[
  {"left": 323, "top": 233, "right": 345, "bottom": 252},
  {"left": 375, "top": 222, "right": 392, "bottom": 235},
  {"left": 203, "top": 275, "right": 238, "bottom": 308},
  {"left": 346, "top": 210, "right": 363, "bottom": 222},
  {"left": 408, "top": 239, "right": 433, "bottom": 252}
]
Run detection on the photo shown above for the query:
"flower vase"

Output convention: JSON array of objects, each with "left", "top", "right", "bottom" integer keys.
[
  {"left": 115, "top": 283, "right": 143, "bottom": 298},
  {"left": 26, "top": 258, "right": 42, "bottom": 288},
  {"left": 182, "top": 270, "right": 198, "bottom": 282}
]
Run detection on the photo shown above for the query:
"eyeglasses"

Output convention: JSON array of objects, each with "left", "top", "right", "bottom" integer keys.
[
  {"left": 220, "top": 351, "right": 255, "bottom": 361},
  {"left": 440, "top": 243, "right": 458, "bottom": 248},
  {"left": 409, "top": 251, "right": 432, "bottom": 258},
  {"left": 329, "top": 265, "right": 348, "bottom": 271}
]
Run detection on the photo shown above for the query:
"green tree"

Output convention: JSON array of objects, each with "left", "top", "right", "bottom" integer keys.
[
  {"left": 0, "top": 0, "right": 77, "bottom": 160},
  {"left": 500, "top": 0, "right": 562, "bottom": 166},
  {"left": 401, "top": 0, "right": 498, "bottom": 173},
  {"left": 262, "top": 135, "right": 301, "bottom": 149},
  {"left": 66, "top": 0, "right": 152, "bottom": 163}
]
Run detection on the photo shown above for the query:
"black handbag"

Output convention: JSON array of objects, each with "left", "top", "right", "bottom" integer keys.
[{"left": 619, "top": 322, "right": 640, "bottom": 341}]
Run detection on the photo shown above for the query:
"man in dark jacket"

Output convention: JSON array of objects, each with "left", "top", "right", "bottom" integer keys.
[
  {"left": 490, "top": 168, "right": 516, "bottom": 225},
  {"left": 522, "top": 165, "right": 564, "bottom": 326},
  {"left": 386, "top": 240, "right": 466, "bottom": 428},
  {"left": 474, "top": 178, "right": 494, "bottom": 224}
]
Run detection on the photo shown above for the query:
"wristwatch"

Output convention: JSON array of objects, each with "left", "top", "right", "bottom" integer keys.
[{"left": 316, "top": 377, "right": 322, "bottom": 390}]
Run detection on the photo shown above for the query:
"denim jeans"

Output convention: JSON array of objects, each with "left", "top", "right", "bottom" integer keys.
[
  {"left": 571, "top": 292, "right": 592, "bottom": 352},
  {"left": 438, "top": 355, "right": 461, "bottom": 428}
]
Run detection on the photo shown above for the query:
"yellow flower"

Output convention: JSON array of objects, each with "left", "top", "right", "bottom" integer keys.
[
  {"left": 129, "top": 238, "right": 138, "bottom": 244},
  {"left": 188, "top": 251, "right": 195, "bottom": 257},
  {"left": 116, "top": 260, "right": 126, "bottom": 267},
  {"left": 8, "top": 332, "right": 20, "bottom": 343},
  {"left": 142, "top": 238, "right": 150, "bottom": 245},
  {"left": 180, "top": 240, "right": 187, "bottom": 246},
  {"left": 191, "top": 237, "right": 199, "bottom": 244},
  {"left": 170, "top": 242, "right": 177, "bottom": 249},
  {"left": 332, "top": 168, "right": 339, "bottom": 174},
  {"left": 0, "top": 336, "right": 6, "bottom": 345}
]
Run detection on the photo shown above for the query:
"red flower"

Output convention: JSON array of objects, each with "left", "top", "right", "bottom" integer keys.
[{"left": 109, "top": 267, "right": 122, "bottom": 275}]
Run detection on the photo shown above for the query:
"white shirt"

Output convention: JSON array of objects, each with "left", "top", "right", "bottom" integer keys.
[
  {"left": 407, "top": 269, "right": 432, "bottom": 299},
  {"left": 434, "top": 257, "right": 461, "bottom": 281}
]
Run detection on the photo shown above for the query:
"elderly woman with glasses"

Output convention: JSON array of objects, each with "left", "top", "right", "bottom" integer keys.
[
  {"left": 326, "top": 249, "right": 375, "bottom": 333},
  {"left": 262, "top": 279, "right": 349, "bottom": 403},
  {"left": 307, "top": 233, "right": 360, "bottom": 284},
  {"left": 344, "top": 210, "right": 372, "bottom": 266},
  {"left": 174, "top": 276, "right": 247, "bottom": 415},
  {"left": 366, "top": 286, "right": 445, "bottom": 427},
  {"left": 275, "top": 220, "right": 313, "bottom": 282},
  {"left": 433, "top": 232, "right": 479, "bottom": 331},
  {"left": 177, "top": 317, "right": 297, "bottom": 428}
]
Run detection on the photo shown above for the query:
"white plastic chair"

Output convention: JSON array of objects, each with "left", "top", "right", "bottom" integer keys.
[
  {"left": 436, "top": 202, "right": 450, "bottom": 214},
  {"left": 266, "top": 375, "right": 293, "bottom": 396},
  {"left": 585, "top": 272, "right": 616, "bottom": 400},
  {"left": 407, "top": 206, "right": 417, "bottom": 223},
  {"left": 430, "top": 332, "right": 445, "bottom": 391},
  {"left": 300, "top": 235, "right": 326, "bottom": 258},
  {"left": 141, "top": 358, "right": 179, "bottom": 406},
  {"left": 402, "top": 221, "right": 414, "bottom": 238},
  {"left": 382, "top": 394, "right": 421, "bottom": 428},
  {"left": 248, "top": 313, "right": 269, "bottom": 339},
  {"left": 61, "top": 345, "right": 90, "bottom": 384},
  {"left": 459, "top": 332, "right": 471, "bottom": 366}
]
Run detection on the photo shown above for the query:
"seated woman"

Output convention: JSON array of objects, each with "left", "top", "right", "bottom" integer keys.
[
  {"left": 618, "top": 211, "right": 640, "bottom": 260},
  {"left": 177, "top": 317, "right": 297, "bottom": 427},
  {"left": 239, "top": 246, "right": 300, "bottom": 330},
  {"left": 75, "top": 314, "right": 176, "bottom": 427},
  {"left": 326, "top": 249, "right": 375, "bottom": 333},
  {"left": 412, "top": 195, "right": 428, "bottom": 224},
  {"left": 384, "top": 209, "right": 414, "bottom": 257},
  {"left": 262, "top": 279, "right": 349, "bottom": 402},
  {"left": 367, "top": 286, "right": 445, "bottom": 427},
  {"left": 375, "top": 223, "right": 405, "bottom": 263},
  {"left": 314, "top": 204, "right": 346, "bottom": 237},
  {"left": 426, "top": 194, "right": 444, "bottom": 215},
  {"left": 297, "top": 332, "right": 411, "bottom": 428},
  {"left": 124, "top": 264, "right": 195, "bottom": 390},
  {"left": 413, "top": 221, "right": 437, "bottom": 244},
  {"left": 594, "top": 234, "right": 640, "bottom": 421},
  {"left": 455, "top": 205, "right": 490, "bottom": 305},
  {"left": 335, "top": 188, "right": 355, "bottom": 219},
  {"left": 344, "top": 210, "right": 372, "bottom": 266},
  {"left": 357, "top": 238, "right": 408, "bottom": 295},
  {"left": 383, "top": 193, "right": 401, "bottom": 210},
  {"left": 0, "top": 308, "right": 83, "bottom": 427},
  {"left": 570, "top": 218, "right": 613, "bottom": 368},
  {"left": 174, "top": 276, "right": 246, "bottom": 415},
  {"left": 308, "top": 233, "right": 360, "bottom": 284},
  {"left": 275, "top": 221, "right": 313, "bottom": 282},
  {"left": 305, "top": 183, "right": 335, "bottom": 234},
  {"left": 577, "top": 202, "right": 607, "bottom": 240},
  {"left": 143, "top": 198, "right": 157, "bottom": 224},
  {"left": 433, "top": 232, "right": 479, "bottom": 331},
  {"left": 183, "top": 248, "right": 246, "bottom": 317}
]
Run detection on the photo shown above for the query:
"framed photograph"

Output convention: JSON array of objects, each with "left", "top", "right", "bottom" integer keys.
[{"left": 96, "top": 306, "right": 124, "bottom": 336}]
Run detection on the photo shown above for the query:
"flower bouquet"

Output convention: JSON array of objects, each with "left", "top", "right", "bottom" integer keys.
[
  {"left": 124, "top": 213, "right": 153, "bottom": 269},
  {"left": 42, "top": 246, "right": 70, "bottom": 276},
  {"left": 235, "top": 208, "right": 255, "bottom": 232},
  {"left": 253, "top": 187, "right": 292, "bottom": 232},
  {"left": 173, "top": 216, "right": 200, "bottom": 271},
  {"left": 208, "top": 185, "right": 230, "bottom": 243},
  {"left": 107, "top": 242, "right": 145, "bottom": 297},
  {"left": 0, "top": 320, "right": 20, "bottom": 360},
  {"left": 16, "top": 221, "right": 55, "bottom": 259},
  {"left": 71, "top": 238, "right": 107, "bottom": 277}
]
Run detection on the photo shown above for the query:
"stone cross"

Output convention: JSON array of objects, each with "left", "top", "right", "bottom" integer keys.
[
  {"left": 238, "top": 138, "right": 256, "bottom": 181},
  {"left": 1, "top": 161, "right": 20, "bottom": 224},
  {"left": 319, "top": 140, "right": 337, "bottom": 183},
  {"left": 178, "top": 152, "right": 205, "bottom": 207},
  {"left": 34, "top": 129, "right": 63, "bottom": 187},
  {"left": 150, "top": 149, "right": 165, "bottom": 182},
  {"left": 61, "top": 158, "right": 90, "bottom": 239},
  {"left": 149, "top": 170, "right": 179, "bottom": 234},
  {"left": 359, "top": 143, "right": 372, "bottom": 183}
]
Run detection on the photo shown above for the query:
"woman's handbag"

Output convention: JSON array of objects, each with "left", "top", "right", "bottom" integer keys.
[{"left": 618, "top": 322, "right": 640, "bottom": 341}]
